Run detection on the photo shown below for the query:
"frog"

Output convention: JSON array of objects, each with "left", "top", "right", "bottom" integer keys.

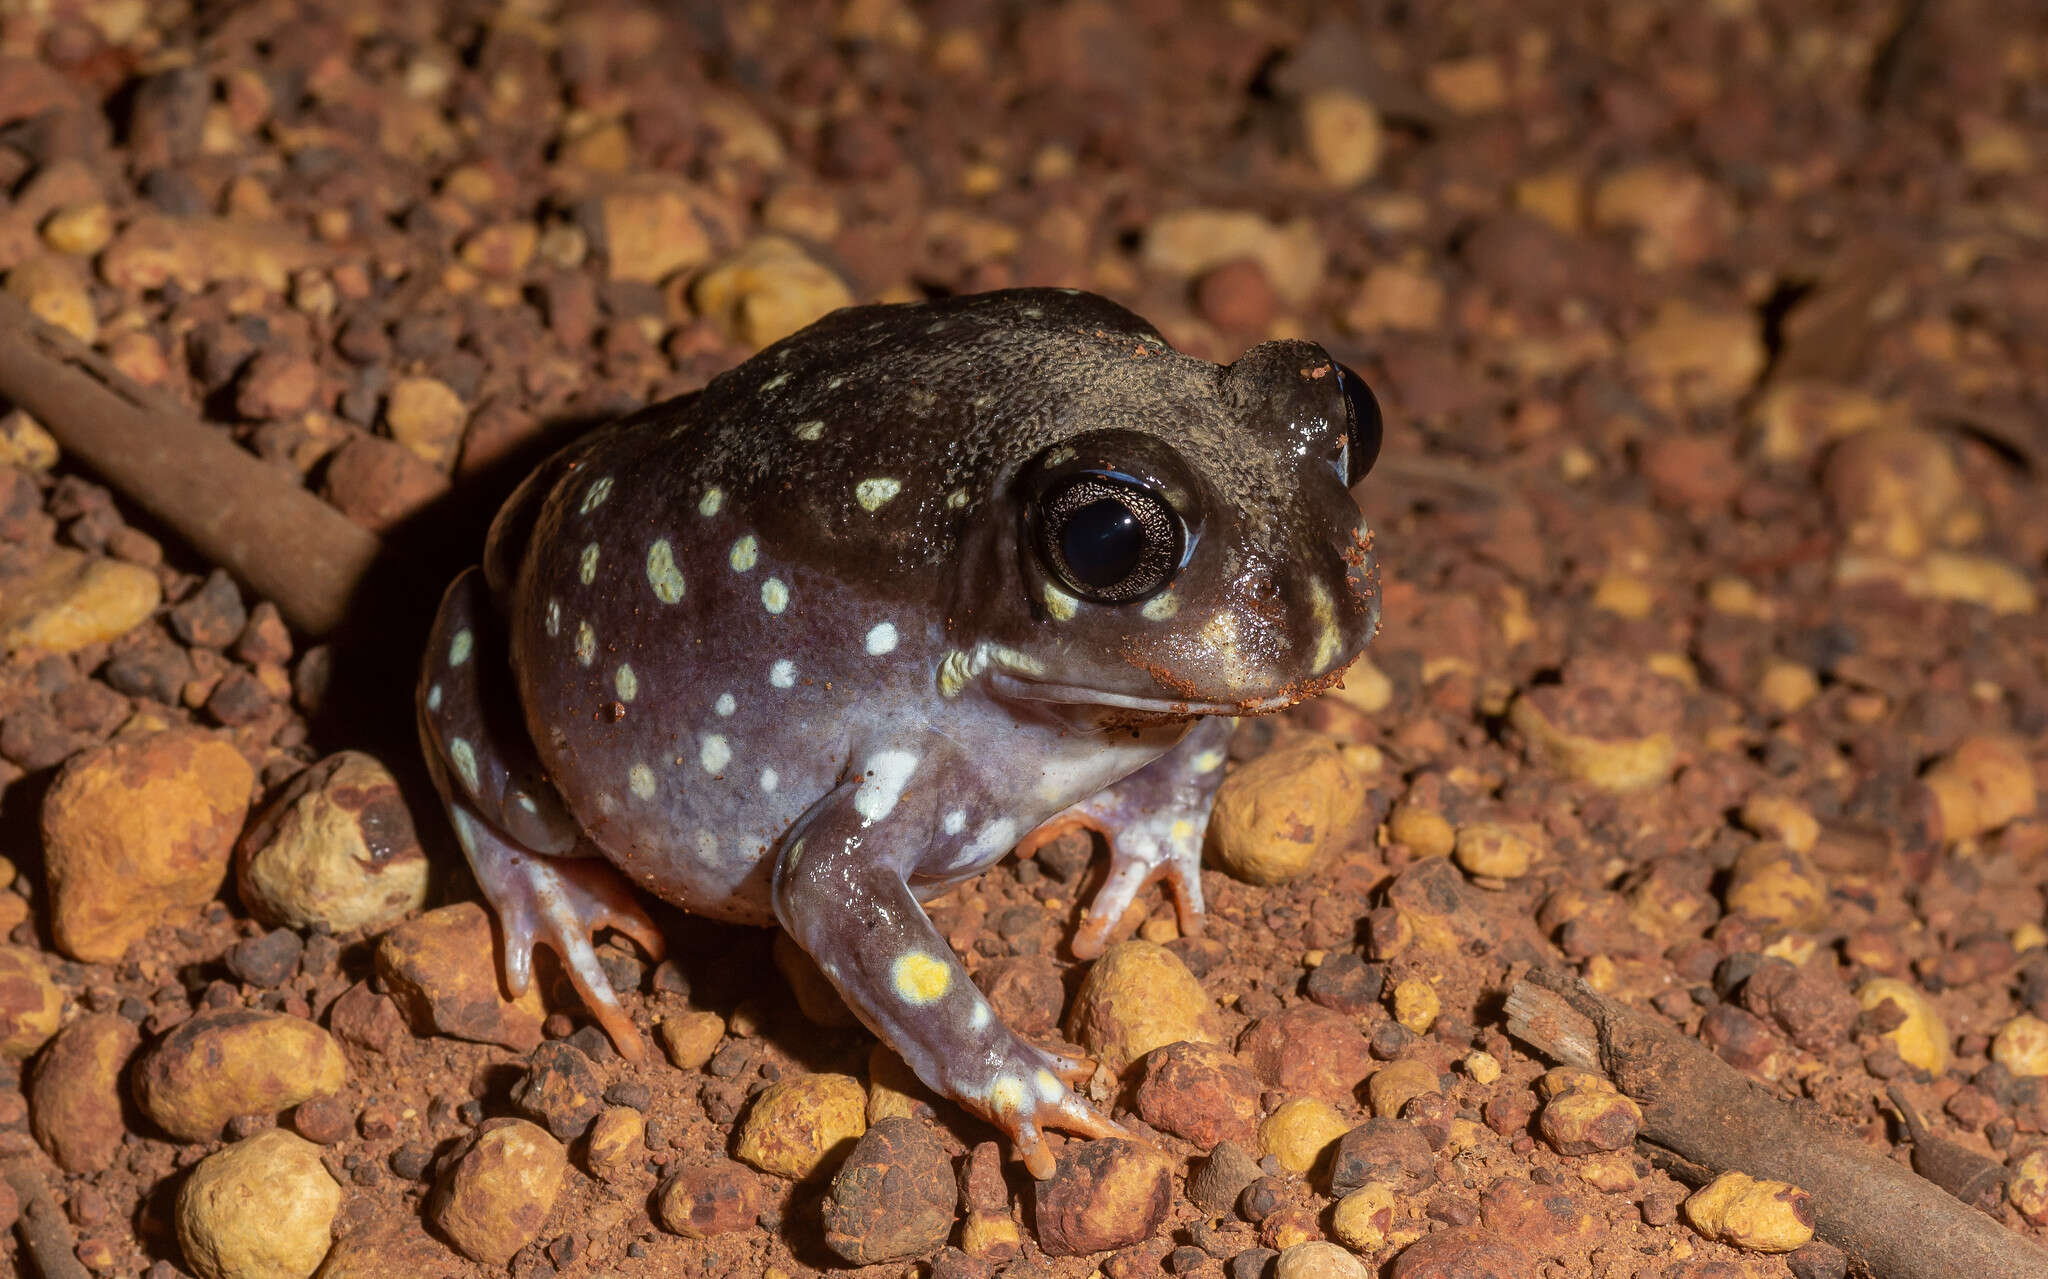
[{"left": 416, "top": 287, "right": 1383, "bottom": 1176}]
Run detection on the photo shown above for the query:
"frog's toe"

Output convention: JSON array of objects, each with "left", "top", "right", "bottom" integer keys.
[
  {"left": 995, "top": 1077, "right": 1129, "bottom": 1180},
  {"left": 1071, "top": 834, "right": 1206, "bottom": 960}
]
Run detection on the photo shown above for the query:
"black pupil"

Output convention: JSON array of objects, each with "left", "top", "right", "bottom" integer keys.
[{"left": 1060, "top": 497, "right": 1145, "bottom": 590}]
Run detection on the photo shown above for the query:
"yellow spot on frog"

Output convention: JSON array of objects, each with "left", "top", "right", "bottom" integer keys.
[
  {"left": 615, "top": 664, "right": 637, "bottom": 702},
  {"left": 946, "top": 487, "right": 970, "bottom": 509},
  {"left": 646, "top": 540, "right": 684, "bottom": 603},
  {"left": 1171, "top": 819, "right": 1195, "bottom": 843},
  {"left": 579, "top": 542, "right": 600, "bottom": 585},
  {"left": 891, "top": 952, "right": 952, "bottom": 1005},
  {"left": 1141, "top": 591, "right": 1180, "bottom": 621},
  {"left": 579, "top": 476, "right": 613, "bottom": 514},
  {"left": 856, "top": 478, "right": 902, "bottom": 511},
  {"left": 575, "top": 621, "right": 596, "bottom": 666},
  {"left": 448, "top": 738, "right": 479, "bottom": 793},
  {"left": 729, "top": 535, "right": 758, "bottom": 572},
  {"left": 448, "top": 628, "right": 473, "bottom": 666},
  {"left": 1307, "top": 577, "right": 1342, "bottom": 671},
  {"left": 1041, "top": 582, "right": 1078, "bottom": 621},
  {"left": 794, "top": 420, "right": 825, "bottom": 441},
  {"left": 698, "top": 487, "right": 723, "bottom": 516},
  {"left": 988, "top": 1076, "right": 1027, "bottom": 1116},
  {"left": 761, "top": 577, "right": 789, "bottom": 613}
]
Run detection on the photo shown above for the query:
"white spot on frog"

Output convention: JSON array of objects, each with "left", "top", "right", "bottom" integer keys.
[
  {"left": 646, "top": 540, "right": 684, "bottom": 604},
  {"left": 761, "top": 577, "right": 789, "bottom": 614},
  {"left": 448, "top": 628, "right": 473, "bottom": 666},
  {"left": 770, "top": 659, "right": 797, "bottom": 688},
  {"left": 575, "top": 621, "right": 596, "bottom": 666},
  {"left": 855, "top": 478, "right": 901, "bottom": 511},
  {"left": 855, "top": 750, "right": 920, "bottom": 823},
  {"left": 579, "top": 543, "right": 600, "bottom": 585},
  {"left": 943, "top": 809, "right": 966, "bottom": 836},
  {"left": 579, "top": 476, "right": 613, "bottom": 514},
  {"left": 988, "top": 1076, "right": 1026, "bottom": 1116},
  {"left": 964, "top": 818, "right": 1017, "bottom": 859},
  {"left": 760, "top": 371, "right": 790, "bottom": 392},
  {"left": 865, "top": 622, "right": 898, "bottom": 655},
  {"left": 794, "top": 420, "right": 825, "bottom": 441},
  {"left": 969, "top": 1002, "right": 990, "bottom": 1030},
  {"left": 615, "top": 664, "right": 637, "bottom": 702},
  {"left": 1192, "top": 749, "right": 1225, "bottom": 773},
  {"left": 759, "top": 767, "right": 778, "bottom": 794},
  {"left": 544, "top": 598, "right": 561, "bottom": 636},
  {"left": 729, "top": 535, "right": 758, "bottom": 572},
  {"left": 698, "top": 487, "right": 724, "bottom": 517},
  {"left": 699, "top": 734, "right": 731, "bottom": 774},
  {"left": 448, "top": 737, "right": 479, "bottom": 793},
  {"left": 1042, "top": 582, "right": 1079, "bottom": 621},
  {"left": 715, "top": 692, "right": 736, "bottom": 717},
  {"left": 946, "top": 487, "right": 970, "bottom": 509},
  {"left": 425, "top": 683, "right": 442, "bottom": 712},
  {"left": 1035, "top": 1069, "right": 1064, "bottom": 1102},
  {"left": 629, "top": 763, "right": 655, "bottom": 800},
  {"left": 1141, "top": 591, "right": 1181, "bottom": 621}
]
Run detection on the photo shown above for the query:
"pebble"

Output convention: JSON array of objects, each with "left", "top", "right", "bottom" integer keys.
[
  {"left": 1329, "top": 1118, "right": 1436, "bottom": 1195},
  {"left": 177, "top": 1129, "right": 338, "bottom": 1279},
  {"left": 595, "top": 178, "right": 715, "bottom": 284},
  {"left": 733, "top": 1072, "right": 866, "bottom": 1181},
  {"left": 1366, "top": 1060, "right": 1440, "bottom": 1119},
  {"left": 1207, "top": 738, "right": 1367, "bottom": 885},
  {"left": 822, "top": 1116, "right": 957, "bottom": 1265},
  {"left": 1855, "top": 978, "right": 1951, "bottom": 1076},
  {"left": 135, "top": 1009, "right": 347, "bottom": 1142},
  {"left": 772, "top": 930, "right": 860, "bottom": 1027},
  {"left": 1535, "top": 1070, "right": 1640, "bottom": 1156},
  {"left": 1193, "top": 259, "right": 1277, "bottom": 332},
  {"left": 1306, "top": 954, "right": 1386, "bottom": 1015},
  {"left": 657, "top": 1161, "right": 762, "bottom": 1239},
  {"left": 584, "top": 1105, "right": 644, "bottom": 1181},
  {"left": 1387, "top": 804, "right": 1455, "bottom": 859},
  {"left": 236, "top": 751, "right": 428, "bottom": 932},
  {"left": 1133, "top": 1040, "right": 1260, "bottom": 1149},
  {"left": 1237, "top": 1004, "right": 1372, "bottom": 1103},
  {"left": 657, "top": 1009, "right": 724, "bottom": 1069},
  {"left": 1821, "top": 426, "right": 1964, "bottom": 559},
  {"left": 1066, "top": 938, "right": 1216, "bottom": 1074},
  {"left": 233, "top": 351, "right": 321, "bottom": 423},
  {"left": 1452, "top": 823, "right": 1538, "bottom": 880},
  {"left": 512, "top": 1041, "right": 604, "bottom": 1141},
  {"left": 308, "top": 1214, "right": 448, "bottom": 1279},
  {"left": 1626, "top": 299, "right": 1766, "bottom": 407},
  {"left": 0, "top": 410, "right": 58, "bottom": 471},
  {"left": 429, "top": 1118, "right": 567, "bottom": 1265},
  {"left": 40, "top": 200, "right": 111, "bottom": 255},
  {"left": 1920, "top": 735, "right": 2037, "bottom": 844},
  {"left": 382, "top": 376, "right": 468, "bottom": 470},
  {"left": 1258, "top": 1098, "right": 1349, "bottom": 1176},
  {"left": 1276, "top": 1240, "right": 1371, "bottom": 1279},
  {"left": 1723, "top": 842, "right": 1828, "bottom": 931},
  {"left": 1391, "top": 980, "right": 1440, "bottom": 1034},
  {"left": 42, "top": 728, "right": 253, "bottom": 963},
  {"left": 225, "top": 929, "right": 303, "bottom": 988},
  {"left": 1992, "top": 1014, "right": 2048, "bottom": 1077},
  {"left": 0, "top": 547, "right": 161, "bottom": 656},
  {"left": 1299, "top": 88, "right": 1382, "bottom": 188},
  {"left": 0, "top": 943, "right": 62, "bottom": 1059},
  {"left": 1034, "top": 1138, "right": 1173, "bottom": 1257},
  {"left": 169, "top": 569, "right": 247, "bottom": 649},
  {"left": 1329, "top": 1182, "right": 1399, "bottom": 1251},
  {"left": 692, "top": 236, "right": 855, "bottom": 350},
  {"left": 1187, "top": 1139, "right": 1263, "bottom": 1215},
  {"left": 1682, "top": 1171, "right": 1815, "bottom": 1252},
  {"left": 28, "top": 1013, "right": 137, "bottom": 1172},
  {"left": 1343, "top": 263, "right": 1445, "bottom": 333},
  {"left": 375, "top": 903, "right": 545, "bottom": 1052},
  {"left": 1144, "top": 208, "right": 1325, "bottom": 304},
  {"left": 2008, "top": 1149, "right": 2048, "bottom": 1224},
  {"left": 1388, "top": 1227, "right": 1532, "bottom": 1278},
  {"left": 1508, "top": 692, "right": 1676, "bottom": 795},
  {"left": 5, "top": 254, "right": 97, "bottom": 342},
  {"left": 320, "top": 433, "right": 450, "bottom": 533}
]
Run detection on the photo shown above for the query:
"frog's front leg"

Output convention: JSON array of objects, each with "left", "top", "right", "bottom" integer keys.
[
  {"left": 774, "top": 774, "right": 1124, "bottom": 1178},
  {"left": 419, "top": 568, "right": 666, "bottom": 1059},
  {"left": 1021, "top": 717, "right": 1235, "bottom": 959}
]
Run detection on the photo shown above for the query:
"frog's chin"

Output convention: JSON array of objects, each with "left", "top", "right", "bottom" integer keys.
[{"left": 984, "top": 670, "right": 1291, "bottom": 718}]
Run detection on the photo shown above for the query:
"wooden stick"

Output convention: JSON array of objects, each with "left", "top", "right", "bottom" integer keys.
[
  {"left": 0, "top": 293, "right": 381, "bottom": 637},
  {"left": 1504, "top": 968, "right": 2048, "bottom": 1279},
  {"left": 4, "top": 1158, "right": 92, "bottom": 1279}
]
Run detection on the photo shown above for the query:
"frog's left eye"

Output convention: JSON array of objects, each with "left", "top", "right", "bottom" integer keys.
[
  {"left": 1334, "top": 362, "right": 1384, "bottom": 486},
  {"left": 1037, "top": 473, "right": 1183, "bottom": 604}
]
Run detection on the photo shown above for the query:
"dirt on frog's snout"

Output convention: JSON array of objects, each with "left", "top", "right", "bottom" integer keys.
[{"left": 0, "top": 2, "right": 2046, "bottom": 1279}]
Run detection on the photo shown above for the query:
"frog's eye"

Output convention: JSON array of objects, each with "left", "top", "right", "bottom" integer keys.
[
  {"left": 1037, "top": 473, "right": 1183, "bottom": 604},
  {"left": 1335, "top": 362, "right": 1384, "bottom": 486}
]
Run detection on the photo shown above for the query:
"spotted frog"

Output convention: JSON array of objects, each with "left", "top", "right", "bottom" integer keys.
[{"left": 417, "top": 288, "right": 1382, "bottom": 1175}]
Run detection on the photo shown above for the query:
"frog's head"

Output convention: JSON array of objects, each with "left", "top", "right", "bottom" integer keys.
[{"left": 956, "top": 327, "right": 1382, "bottom": 722}]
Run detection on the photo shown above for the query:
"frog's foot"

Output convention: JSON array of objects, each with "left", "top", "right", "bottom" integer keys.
[
  {"left": 1051, "top": 717, "right": 1237, "bottom": 959},
  {"left": 989, "top": 1054, "right": 1129, "bottom": 1179},
  {"left": 449, "top": 807, "right": 666, "bottom": 1062}
]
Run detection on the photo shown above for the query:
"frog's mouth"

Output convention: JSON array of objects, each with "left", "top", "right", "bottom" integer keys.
[{"left": 984, "top": 670, "right": 1292, "bottom": 718}]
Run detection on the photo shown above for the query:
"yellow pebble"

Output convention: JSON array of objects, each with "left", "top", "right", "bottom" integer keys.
[
  {"left": 1856, "top": 978, "right": 1951, "bottom": 1076},
  {"left": 1257, "top": 1098, "right": 1349, "bottom": 1176},
  {"left": 1452, "top": 822, "right": 1537, "bottom": 879},
  {"left": 1391, "top": 979, "right": 1440, "bottom": 1034},
  {"left": 1328, "top": 1183, "right": 1398, "bottom": 1251},
  {"left": 1366, "top": 1059, "right": 1438, "bottom": 1118},
  {"left": 1682, "top": 1171, "right": 1815, "bottom": 1252},
  {"left": 1991, "top": 1014, "right": 2048, "bottom": 1078},
  {"left": 2009, "top": 1149, "right": 2048, "bottom": 1224},
  {"left": 1387, "top": 804, "right": 1455, "bottom": 859},
  {"left": 1462, "top": 1051, "right": 1501, "bottom": 1085}
]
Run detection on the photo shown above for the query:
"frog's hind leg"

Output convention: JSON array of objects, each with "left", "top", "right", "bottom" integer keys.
[
  {"left": 1021, "top": 716, "right": 1235, "bottom": 959},
  {"left": 418, "top": 567, "right": 666, "bottom": 1059}
]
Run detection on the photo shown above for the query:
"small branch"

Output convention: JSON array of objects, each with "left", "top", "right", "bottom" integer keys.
[
  {"left": 4, "top": 1158, "right": 92, "bottom": 1279},
  {"left": 1506, "top": 969, "right": 2048, "bottom": 1279},
  {"left": 0, "top": 293, "right": 381, "bottom": 637}
]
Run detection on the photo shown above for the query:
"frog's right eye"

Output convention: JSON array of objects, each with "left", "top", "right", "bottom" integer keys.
[
  {"left": 1334, "top": 362, "right": 1383, "bottom": 486},
  {"left": 1036, "top": 473, "right": 1183, "bottom": 604}
]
